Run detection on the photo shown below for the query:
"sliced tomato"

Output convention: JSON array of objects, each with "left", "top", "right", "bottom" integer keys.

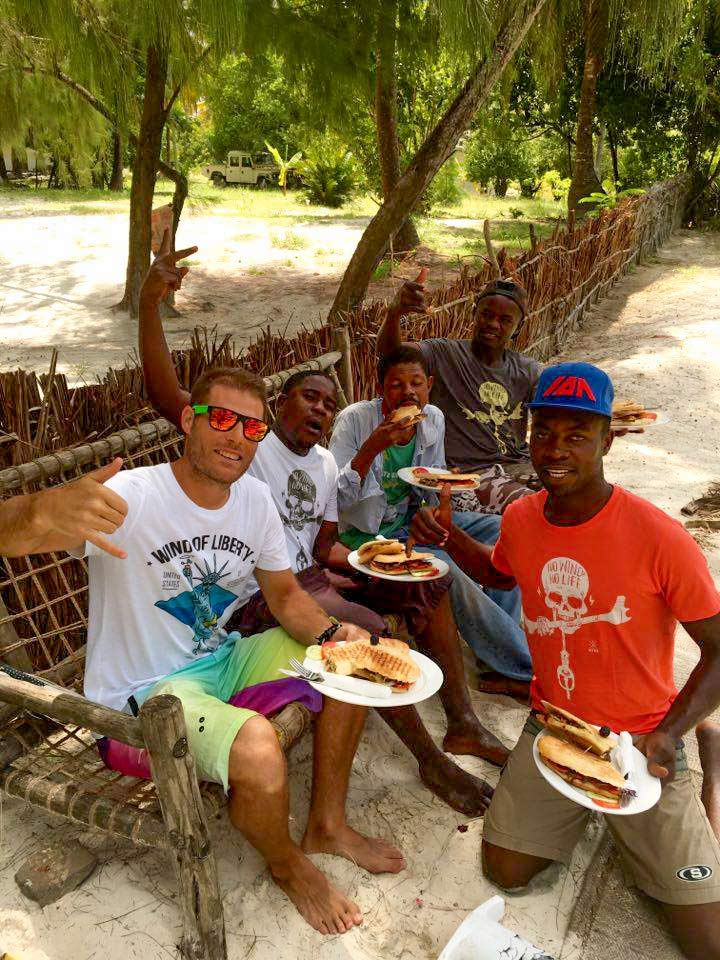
[
  {"left": 592, "top": 798, "right": 620, "bottom": 810},
  {"left": 393, "top": 682, "right": 411, "bottom": 692}
]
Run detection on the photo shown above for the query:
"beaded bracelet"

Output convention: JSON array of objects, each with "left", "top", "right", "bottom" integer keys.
[{"left": 315, "top": 616, "right": 341, "bottom": 645}]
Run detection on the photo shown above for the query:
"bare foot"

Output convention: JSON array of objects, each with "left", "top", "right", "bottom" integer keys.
[
  {"left": 474, "top": 670, "right": 530, "bottom": 705},
  {"left": 270, "top": 849, "right": 362, "bottom": 935},
  {"left": 303, "top": 822, "right": 406, "bottom": 874},
  {"left": 697, "top": 718, "right": 720, "bottom": 836},
  {"left": 419, "top": 754, "right": 494, "bottom": 816},
  {"left": 443, "top": 720, "right": 510, "bottom": 767}
]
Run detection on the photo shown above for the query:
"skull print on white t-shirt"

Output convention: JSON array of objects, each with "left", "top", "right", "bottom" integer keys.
[{"left": 523, "top": 556, "right": 631, "bottom": 701}]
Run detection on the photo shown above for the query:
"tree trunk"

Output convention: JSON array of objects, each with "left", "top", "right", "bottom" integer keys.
[
  {"left": 495, "top": 178, "right": 509, "bottom": 197},
  {"left": 109, "top": 131, "right": 124, "bottom": 191},
  {"left": 375, "top": 0, "right": 419, "bottom": 255},
  {"left": 608, "top": 124, "right": 619, "bottom": 188},
  {"left": 568, "top": 0, "right": 608, "bottom": 215},
  {"left": 329, "top": 0, "right": 549, "bottom": 319},
  {"left": 594, "top": 121, "right": 605, "bottom": 179},
  {"left": 0, "top": 152, "right": 9, "bottom": 184},
  {"left": 115, "top": 44, "right": 168, "bottom": 316}
]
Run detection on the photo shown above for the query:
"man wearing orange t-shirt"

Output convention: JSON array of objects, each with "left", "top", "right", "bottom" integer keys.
[{"left": 409, "top": 362, "right": 720, "bottom": 960}]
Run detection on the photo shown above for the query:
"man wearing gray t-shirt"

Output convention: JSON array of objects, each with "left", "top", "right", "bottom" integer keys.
[{"left": 377, "top": 275, "right": 541, "bottom": 513}]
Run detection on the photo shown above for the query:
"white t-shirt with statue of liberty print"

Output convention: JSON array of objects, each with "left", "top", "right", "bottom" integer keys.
[
  {"left": 247, "top": 429, "right": 339, "bottom": 573},
  {"left": 78, "top": 462, "right": 290, "bottom": 712}
]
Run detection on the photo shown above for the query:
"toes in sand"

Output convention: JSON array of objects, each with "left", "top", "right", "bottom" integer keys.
[
  {"left": 303, "top": 823, "right": 406, "bottom": 874},
  {"left": 271, "top": 850, "right": 362, "bottom": 935}
]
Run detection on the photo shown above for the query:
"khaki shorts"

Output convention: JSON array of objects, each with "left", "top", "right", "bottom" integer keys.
[{"left": 483, "top": 718, "right": 720, "bottom": 905}]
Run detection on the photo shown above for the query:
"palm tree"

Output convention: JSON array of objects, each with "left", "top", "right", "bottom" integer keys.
[
  {"left": 567, "top": 0, "right": 608, "bottom": 213},
  {"left": 567, "top": 0, "right": 688, "bottom": 215}
]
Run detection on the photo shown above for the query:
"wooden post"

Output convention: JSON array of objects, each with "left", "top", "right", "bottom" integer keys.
[
  {"left": 331, "top": 322, "right": 355, "bottom": 405},
  {"left": 0, "top": 596, "right": 34, "bottom": 671},
  {"left": 483, "top": 219, "right": 501, "bottom": 278},
  {"left": 140, "top": 695, "right": 227, "bottom": 960}
]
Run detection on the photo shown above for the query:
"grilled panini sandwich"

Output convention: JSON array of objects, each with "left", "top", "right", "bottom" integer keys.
[
  {"left": 321, "top": 638, "right": 420, "bottom": 692},
  {"left": 539, "top": 735, "right": 635, "bottom": 808},
  {"left": 539, "top": 701, "right": 616, "bottom": 759}
]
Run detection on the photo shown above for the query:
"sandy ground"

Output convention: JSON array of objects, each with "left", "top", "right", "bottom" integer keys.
[
  {"left": 0, "top": 201, "right": 460, "bottom": 382},
  {"left": 1, "top": 229, "right": 719, "bottom": 960}
]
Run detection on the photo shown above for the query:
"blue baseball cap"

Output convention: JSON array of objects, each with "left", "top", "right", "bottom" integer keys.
[{"left": 529, "top": 362, "right": 614, "bottom": 418}]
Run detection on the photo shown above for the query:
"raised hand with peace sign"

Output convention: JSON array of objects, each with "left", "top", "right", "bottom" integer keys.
[{"left": 139, "top": 227, "right": 198, "bottom": 307}]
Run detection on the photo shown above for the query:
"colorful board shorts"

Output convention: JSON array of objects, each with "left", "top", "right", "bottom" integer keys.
[
  {"left": 100, "top": 628, "right": 312, "bottom": 792},
  {"left": 483, "top": 717, "right": 720, "bottom": 906}
]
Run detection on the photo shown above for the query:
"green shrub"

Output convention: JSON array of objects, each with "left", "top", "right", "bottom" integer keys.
[
  {"left": 541, "top": 170, "right": 571, "bottom": 202},
  {"left": 423, "top": 157, "right": 464, "bottom": 210},
  {"left": 508, "top": 206, "right": 524, "bottom": 219},
  {"left": 465, "top": 132, "right": 536, "bottom": 197},
  {"left": 299, "top": 136, "right": 361, "bottom": 208}
]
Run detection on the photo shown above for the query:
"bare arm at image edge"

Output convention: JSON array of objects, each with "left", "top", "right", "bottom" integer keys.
[{"left": 0, "top": 459, "right": 129, "bottom": 559}]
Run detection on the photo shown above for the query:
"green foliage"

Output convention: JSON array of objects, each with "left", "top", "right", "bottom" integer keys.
[
  {"left": 578, "top": 187, "right": 646, "bottom": 215},
  {"left": 299, "top": 136, "right": 361, "bottom": 208},
  {"left": 464, "top": 130, "right": 536, "bottom": 196},
  {"left": 422, "top": 157, "right": 464, "bottom": 211},
  {"left": 508, "top": 206, "right": 524, "bottom": 219},
  {"left": 204, "top": 54, "right": 303, "bottom": 161},
  {"left": 541, "top": 170, "right": 571, "bottom": 202},
  {"left": 171, "top": 107, "right": 211, "bottom": 173}
]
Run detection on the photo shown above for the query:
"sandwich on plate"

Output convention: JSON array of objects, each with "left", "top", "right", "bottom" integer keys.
[
  {"left": 539, "top": 700, "right": 616, "bottom": 759},
  {"left": 538, "top": 735, "right": 636, "bottom": 809},
  {"left": 357, "top": 539, "right": 437, "bottom": 578},
  {"left": 411, "top": 467, "right": 480, "bottom": 489},
  {"left": 389, "top": 402, "right": 425, "bottom": 427},
  {"left": 611, "top": 400, "right": 658, "bottom": 431},
  {"left": 319, "top": 637, "right": 421, "bottom": 693}
]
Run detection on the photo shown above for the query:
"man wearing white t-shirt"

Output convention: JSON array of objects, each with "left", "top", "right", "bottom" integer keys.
[
  {"left": 72, "top": 363, "right": 404, "bottom": 936},
  {"left": 140, "top": 255, "right": 507, "bottom": 817}
]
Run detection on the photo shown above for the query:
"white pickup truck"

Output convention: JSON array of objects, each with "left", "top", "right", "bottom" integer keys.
[{"left": 202, "top": 151, "right": 280, "bottom": 187}]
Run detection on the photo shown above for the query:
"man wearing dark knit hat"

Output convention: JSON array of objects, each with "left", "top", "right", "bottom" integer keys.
[{"left": 377, "top": 274, "right": 541, "bottom": 514}]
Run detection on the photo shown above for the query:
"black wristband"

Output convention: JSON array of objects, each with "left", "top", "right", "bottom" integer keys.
[{"left": 315, "top": 617, "right": 340, "bottom": 645}]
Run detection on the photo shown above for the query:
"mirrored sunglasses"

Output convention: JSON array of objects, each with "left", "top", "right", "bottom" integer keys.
[{"left": 191, "top": 404, "right": 270, "bottom": 442}]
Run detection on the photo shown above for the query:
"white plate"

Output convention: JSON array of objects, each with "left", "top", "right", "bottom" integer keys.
[
  {"left": 302, "top": 649, "right": 443, "bottom": 708},
  {"left": 612, "top": 410, "right": 669, "bottom": 432},
  {"left": 397, "top": 465, "right": 482, "bottom": 493},
  {"left": 348, "top": 547, "right": 449, "bottom": 582},
  {"left": 533, "top": 729, "right": 661, "bottom": 816}
]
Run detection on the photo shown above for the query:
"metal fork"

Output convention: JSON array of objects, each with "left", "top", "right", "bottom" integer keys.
[{"left": 289, "top": 657, "right": 324, "bottom": 682}]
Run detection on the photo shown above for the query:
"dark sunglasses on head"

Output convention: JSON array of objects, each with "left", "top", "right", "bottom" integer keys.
[{"left": 191, "top": 404, "right": 270, "bottom": 442}]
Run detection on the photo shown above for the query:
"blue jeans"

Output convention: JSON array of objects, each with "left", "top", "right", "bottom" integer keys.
[{"left": 418, "top": 512, "right": 532, "bottom": 682}]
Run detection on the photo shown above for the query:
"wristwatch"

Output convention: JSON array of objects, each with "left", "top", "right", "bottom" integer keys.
[{"left": 315, "top": 616, "right": 341, "bottom": 645}]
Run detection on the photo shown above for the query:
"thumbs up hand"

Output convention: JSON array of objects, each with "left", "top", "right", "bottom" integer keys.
[{"left": 390, "top": 267, "right": 429, "bottom": 321}]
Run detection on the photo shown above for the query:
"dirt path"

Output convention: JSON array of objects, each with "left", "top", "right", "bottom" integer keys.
[
  {"left": 0, "top": 206, "right": 455, "bottom": 381},
  {"left": 1, "top": 229, "right": 719, "bottom": 960}
]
